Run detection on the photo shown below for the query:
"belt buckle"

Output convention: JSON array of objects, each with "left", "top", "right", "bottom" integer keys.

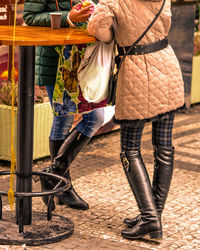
[{"left": 123, "top": 157, "right": 129, "bottom": 171}]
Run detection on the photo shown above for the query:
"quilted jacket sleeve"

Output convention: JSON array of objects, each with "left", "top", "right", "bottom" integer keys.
[
  {"left": 23, "top": 0, "right": 69, "bottom": 27},
  {"left": 88, "top": 0, "right": 116, "bottom": 42}
]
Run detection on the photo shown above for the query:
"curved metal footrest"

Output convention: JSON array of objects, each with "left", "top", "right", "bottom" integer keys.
[{"left": 0, "top": 171, "right": 71, "bottom": 234}]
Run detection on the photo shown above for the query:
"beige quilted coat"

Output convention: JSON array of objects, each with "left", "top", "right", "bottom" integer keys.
[{"left": 88, "top": 0, "right": 184, "bottom": 121}]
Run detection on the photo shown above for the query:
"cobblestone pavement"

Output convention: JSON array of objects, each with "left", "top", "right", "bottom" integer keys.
[{"left": 0, "top": 104, "right": 200, "bottom": 250}]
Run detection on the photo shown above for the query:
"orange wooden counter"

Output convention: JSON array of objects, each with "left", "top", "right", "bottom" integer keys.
[{"left": 0, "top": 25, "right": 96, "bottom": 46}]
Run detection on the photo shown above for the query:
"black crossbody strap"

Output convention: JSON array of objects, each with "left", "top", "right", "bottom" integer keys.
[{"left": 117, "top": 0, "right": 166, "bottom": 71}]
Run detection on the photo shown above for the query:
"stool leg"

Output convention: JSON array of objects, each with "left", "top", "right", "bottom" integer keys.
[{"left": 0, "top": 195, "right": 2, "bottom": 220}]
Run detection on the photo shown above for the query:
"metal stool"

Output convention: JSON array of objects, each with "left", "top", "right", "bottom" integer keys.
[{"left": 0, "top": 170, "right": 74, "bottom": 246}]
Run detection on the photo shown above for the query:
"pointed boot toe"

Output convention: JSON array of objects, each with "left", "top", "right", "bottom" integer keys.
[
  {"left": 121, "top": 218, "right": 160, "bottom": 240},
  {"left": 121, "top": 226, "right": 143, "bottom": 240},
  {"left": 58, "top": 185, "right": 89, "bottom": 210}
]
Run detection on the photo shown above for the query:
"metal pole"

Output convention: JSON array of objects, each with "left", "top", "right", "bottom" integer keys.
[{"left": 16, "top": 46, "right": 35, "bottom": 225}]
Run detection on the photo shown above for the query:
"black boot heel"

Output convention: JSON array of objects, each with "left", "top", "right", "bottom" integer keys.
[{"left": 149, "top": 230, "right": 162, "bottom": 239}]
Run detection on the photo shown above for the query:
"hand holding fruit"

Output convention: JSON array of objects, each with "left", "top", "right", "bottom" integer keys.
[
  {"left": 76, "top": 0, "right": 95, "bottom": 12},
  {"left": 69, "top": 0, "right": 95, "bottom": 23}
]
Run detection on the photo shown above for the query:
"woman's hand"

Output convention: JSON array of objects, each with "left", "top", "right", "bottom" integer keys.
[{"left": 69, "top": 5, "right": 92, "bottom": 23}]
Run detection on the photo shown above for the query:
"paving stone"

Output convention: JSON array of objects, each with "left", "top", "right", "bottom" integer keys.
[{"left": 0, "top": 104, "right": 200, "bottom": 249}]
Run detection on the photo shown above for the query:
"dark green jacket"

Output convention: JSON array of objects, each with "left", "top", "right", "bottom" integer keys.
[
  {"left": 23, "top": 0, "right": 72, "bottom": 86},
  {"left": 23, "top": 0, "right": 98, "bottom": 86}
]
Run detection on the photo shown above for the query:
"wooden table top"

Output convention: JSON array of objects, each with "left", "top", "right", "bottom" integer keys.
[{"left": 0, "top": 25, "right": 96, "bottom": 46}]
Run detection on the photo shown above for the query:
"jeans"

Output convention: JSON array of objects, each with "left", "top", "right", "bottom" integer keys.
[{"left": 46, "top": 85, "right": 105, "bottom": 140}]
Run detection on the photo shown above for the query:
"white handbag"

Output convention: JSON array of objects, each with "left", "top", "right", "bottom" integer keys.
[{"left": 77, "top": 40, "right": 115, "bottom": 103}]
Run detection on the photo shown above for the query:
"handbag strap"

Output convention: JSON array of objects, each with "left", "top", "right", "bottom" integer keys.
[{"left": 116, "top": 0, "right": 166, "bottom": 72}]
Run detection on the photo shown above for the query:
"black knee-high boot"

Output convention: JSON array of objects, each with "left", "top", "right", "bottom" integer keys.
[
  {"left": 40, "top": 139, "right": 64, "bottom": 210},
  {"left": 40, "top": 129, "right": 90, "bottom": 210},
  {"left": 150, "top": 145, "right": 174, "bottom": 238},
  {"left": 124, "top": 146, "right": 174, "bottom": 238},
  {"left": 51, "top": 128, "right": 90, "bottom": 210},
  {"left": 120, "top": 150, "right": 161, "bottom": 240}
]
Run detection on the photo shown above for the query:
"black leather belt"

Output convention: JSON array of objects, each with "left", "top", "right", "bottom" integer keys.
[{"left": 118, "top": 37, "right": 168, "bottom": 56}]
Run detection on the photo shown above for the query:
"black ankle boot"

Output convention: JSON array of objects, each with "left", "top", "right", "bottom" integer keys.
[
  {"left": 123, "top": 146, "right": 174, "bottom": 239},
  {"left": 120, "top": 150, "right": 161, "bottom": 240}
]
